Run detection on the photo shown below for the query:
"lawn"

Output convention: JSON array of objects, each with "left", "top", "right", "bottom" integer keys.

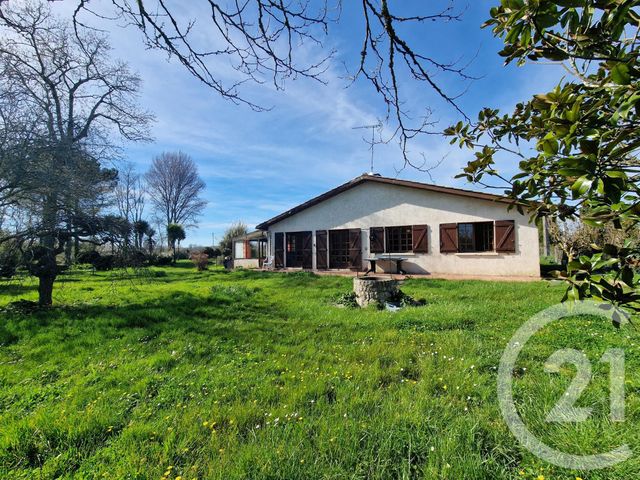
[{"left": 0, "top": 265, "right": 638, "bottom": 479}]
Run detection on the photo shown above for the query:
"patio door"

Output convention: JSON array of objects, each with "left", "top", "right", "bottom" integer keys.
[
  {"left": 329, "top": 229, "right": 361, "bottom": 270},
  {"left": 286, "top": 231, "right": 312, "bottom": 269}
]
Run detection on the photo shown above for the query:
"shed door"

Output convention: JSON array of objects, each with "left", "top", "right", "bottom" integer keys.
[
  {"left": 316, "top": 230, "right": 328, "bottom": 270},
  {"left": 348, "top": 229, "right": 362, "bottom": 271},
  {"left": 274, "top": 232, "right": 284, "bottom": 268}
]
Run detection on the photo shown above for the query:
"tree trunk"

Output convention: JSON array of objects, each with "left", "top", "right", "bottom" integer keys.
[
  {"left": 38, "top": 274, "right": 55, "bottom": 306},
  {"left": 38, "top": 194, "right": 59, "bottom": 306},
  {"left": 64, "top": 237, "right": 73, "bottom": 266}
]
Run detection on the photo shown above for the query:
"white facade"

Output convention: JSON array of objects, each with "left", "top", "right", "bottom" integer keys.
[{"left": 262, "top": 179, "right": 540, "bottom": 277}]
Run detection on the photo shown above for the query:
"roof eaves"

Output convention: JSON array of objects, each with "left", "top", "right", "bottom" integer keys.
[{"left": 255, "top": 175, "right": 518, "bottom": 230}]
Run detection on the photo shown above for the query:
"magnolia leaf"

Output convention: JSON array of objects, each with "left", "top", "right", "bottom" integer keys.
[
  {"left": 611, "top": 63, "right": 631, "bottom": 85},
  {"left": 571, "top": 176, "right": 593, "bottom": 197}
]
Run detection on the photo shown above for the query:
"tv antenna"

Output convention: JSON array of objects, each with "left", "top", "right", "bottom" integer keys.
[{"left": 352, "top": 122, "right": 382, "bottom": 174}]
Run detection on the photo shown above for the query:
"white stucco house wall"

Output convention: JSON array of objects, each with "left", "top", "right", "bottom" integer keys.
[{"left": 254, "top": 174, "right": 540, "bottom": 278}]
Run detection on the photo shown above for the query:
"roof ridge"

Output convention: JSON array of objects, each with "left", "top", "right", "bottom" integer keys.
[{"left": 255, "top": 174, "right": 516, "bottom": 230}]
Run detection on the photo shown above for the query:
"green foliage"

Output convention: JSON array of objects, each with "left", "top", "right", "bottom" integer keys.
[
  {"left": 203, "top": 246, "right": 221, "bottom": 258},
  {"left": 166, "top": 224, "right": 186, "bottom": 244},
  {"left": 0, "top": 240, "right": 20, "bottom": 278},
  {"left": 445, "top": 0, "right": 640, "bottom": 316},
  {"left": 387, "top": 289, "right": 427, "bottom": 308},
  {"left": 166, "top": 224, "right": 186, "bottom": 263},
  {"left": 0, "top": 268, "right": 637, "bottom": 478},
  {"left": 333, "top": 291, "right": 358, "bottom": 308}
]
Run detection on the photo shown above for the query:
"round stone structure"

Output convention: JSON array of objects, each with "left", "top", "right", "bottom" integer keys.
[{"left": 353, "top": 276, "right": 399, "bottom": 307}]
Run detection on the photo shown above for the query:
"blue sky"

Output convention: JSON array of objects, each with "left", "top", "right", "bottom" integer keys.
[{"left": 55, "top": 1, "right": 562, "bottom": 246}]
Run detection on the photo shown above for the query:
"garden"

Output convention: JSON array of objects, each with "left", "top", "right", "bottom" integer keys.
[{"left": 0, "top": 266, "right": 637, "bottom": 479}]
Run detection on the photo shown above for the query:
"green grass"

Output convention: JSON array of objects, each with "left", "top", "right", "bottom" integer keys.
[{"left": 0, "top": 265, "right": 638, "bottom": 479}]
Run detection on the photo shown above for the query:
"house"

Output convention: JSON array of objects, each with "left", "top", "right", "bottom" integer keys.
[{"left": 253, "top": 174, "right": 540, "bottom": 278}]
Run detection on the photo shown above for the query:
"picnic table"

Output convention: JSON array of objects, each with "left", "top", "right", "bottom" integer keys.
[{"left": 364, "top": 256, "right": 408, "bottom": 275}]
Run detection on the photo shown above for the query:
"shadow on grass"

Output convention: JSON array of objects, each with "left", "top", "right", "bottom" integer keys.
[
  {"left": 0, "top": 283, "right": 37, "bottom": 296},
  {"left": 2, "top": 287, "right": 298, "bottom": 352}
]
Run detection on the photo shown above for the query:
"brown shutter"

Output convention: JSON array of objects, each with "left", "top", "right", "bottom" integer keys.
[
  {"left": 302, "top": 231, "right": 313, "bottom": 269},
  {"left": 412, "top": 225, "right": 429, "bottom": 253},
  {"left": 439, "top": 223, "right": 458, "bottom": 253},
  {"left": 274, "top": 232, "right": 284, "bottom": 268},
  {"left": 495, "top": 220, "right": 516, "bottom": 253},
  {"left": 316, "top": 230, "right": 328, "bottom": 270},
  {"left": 370, "top": 227, "right": 385, "bottom": 254},
  {"left": 348, "top": 229, "right": 362, "bottom": 271}
]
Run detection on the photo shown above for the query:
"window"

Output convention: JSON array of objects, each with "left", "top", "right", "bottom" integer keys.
[
  {"left": 385, "top": 226, "right": 413, "bottom": 253},
  {"left": 234, "top": 240, "right": 245, "bottom": 259},
  {"left": 457, "top": 222, "right": 494, "bottom": 252}
]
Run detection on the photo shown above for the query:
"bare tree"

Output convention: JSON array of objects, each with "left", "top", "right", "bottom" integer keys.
[
  {"left": 548, "top": 220, "right": 630, "bottom": 265},
  {"left": 64, "top": 0, "right": 473, "bottom": 169},
  {"left": 0, "top": 2, "right": 152, "bottom": 305},
  {"left": 145, "top": 151, "right": 207, "bottom": 243},
  {"left": 114, "top": 161, "right": 146, "bottom": 247}
]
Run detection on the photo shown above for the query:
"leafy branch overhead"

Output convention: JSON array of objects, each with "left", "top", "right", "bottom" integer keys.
[{"left": 444, "top": 0, "right": 640, "bottom": 317}]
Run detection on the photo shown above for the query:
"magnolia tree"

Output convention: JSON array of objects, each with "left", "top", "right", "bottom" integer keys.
[{"left": 445, "top": 0, "right": 640, "bottom": 319}]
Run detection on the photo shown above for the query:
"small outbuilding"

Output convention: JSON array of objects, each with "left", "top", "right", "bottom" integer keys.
[
  {"left": 231, "top": 230, "right": 268, "bottom": 269},
  {"left": 253, "top": 173, "right": 540, "bottom": 278}
]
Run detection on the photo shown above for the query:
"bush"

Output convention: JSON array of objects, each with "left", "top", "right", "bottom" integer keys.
[
  {"left": 190, "top": 252, "right": 209, "bottom": 271},
  {"left": 0, "top": 256, "right": 18, "bottom": 279},
  {"left": 76, "top": 250, "right": 116, "bottom": 271},
  {"left": 93, "top": 254, "right": 115, "bottom": 271},
  {"left": 203, "top": 246, "right": 221, "bottom": 258},
  {"left": 333, "top": 291, "right": 359, "bottom": 308},
  {"left": 0, "top": 242, "right": 21, "bottom": 278},
  {"left": 77, "top": 250, "right": 101, "bottom": 265},
  {"left": 386, "top": 289, "right": 427, "bottom": 307},
  {"left": 154, "top": 256, "right": 173, "bottom": 266},
  {"left": 174, "top": 250, "right": 189, "bottom": 261},
  {"left": 124, "top": 249, "right": 149, "bottom": 268}
]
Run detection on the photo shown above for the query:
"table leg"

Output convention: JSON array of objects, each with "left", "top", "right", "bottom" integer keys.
[{"left": 365, "top": 259, "right": 376, "bottom": 275}]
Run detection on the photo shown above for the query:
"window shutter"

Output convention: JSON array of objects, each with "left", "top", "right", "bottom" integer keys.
[
  {"left": 348, "top": 229, "right": 362, "bottom": 271},
  {"left": 439, "top": 223, "right": 458, "bottom": 253},
  {"left": 316, "top": 230, "right": 328, "bottom": 270},
  {"left": 302, "top": 231, "right": 313, "bottom": 269},
  {"left": 370, "top": 227, "right": 385, "bottom": 253},
  {"left": 495, "top": 220, "right": 516, "bottom": 253},
  {"left": 274, "top": 232, "right": 284, "bottom": 267},
  {"left": 412, "top": 225, "right": 429, "bottom": 253}
]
